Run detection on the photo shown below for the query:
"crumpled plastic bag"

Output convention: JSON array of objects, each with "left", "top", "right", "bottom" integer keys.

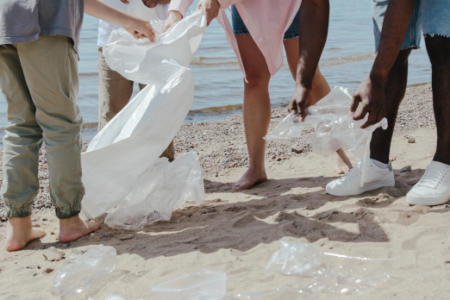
[
  {"left": 266, "top": 87, "right": 388, "bottom": 185},
  {"left": 105, "top": 152, "right": 204, "bottom": 230},
  {"left": 81, "top": 11, "right": 207, "bottom": 223},
  {"left": 103, "top": 10, "right": 205, "bottom": 85},
  {"left": 265, "top": 241, "right": 392, "bottom": 296},
  {"left": 52, "top": 245, "right": 116, "bottom": 299}
]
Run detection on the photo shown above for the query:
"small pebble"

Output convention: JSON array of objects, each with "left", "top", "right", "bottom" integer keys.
[{"left": 43, "top": 247, "right": 65, "bottom": 262}]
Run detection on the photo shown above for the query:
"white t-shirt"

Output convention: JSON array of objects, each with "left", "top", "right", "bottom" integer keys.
[{"left": 97, "top": 0, "right": 169, "bottom": 47}]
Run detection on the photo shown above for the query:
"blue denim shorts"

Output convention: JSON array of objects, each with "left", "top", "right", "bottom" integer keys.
[
  {"left": 373, "top": 0, "right": 450, "bottom": 51},
  {"left": 231, "top": 5, "right": 300, "bottom": 39}
]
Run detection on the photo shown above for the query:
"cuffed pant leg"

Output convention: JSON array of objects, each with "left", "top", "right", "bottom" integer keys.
[
  {"left": 17, "top": 36, "right": 84, "bottom": 219},
  {"left": 0, "top": 44, "right": 42, "bottom": 218}
]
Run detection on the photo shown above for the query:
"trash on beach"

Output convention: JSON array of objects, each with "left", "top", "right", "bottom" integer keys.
[
  {"left": 105, "top": 152, "right": 204, "bottom": 230},
  {"left": 265, "top": 240, "right": 322, "bottom": 276},
  {"left": 105, "top": 295, "right": 126, "bottom": 300},
  {"left": 266, "top": 87, "right": 388, "bottom": 186},
  {"left": 81, "top": 11, "right": 207, "bottom": 221},
  {"left": 52, "top": 245, "right": 117, "bottom": 299},
  {"left": 226, "top": 288, "right": 315, "bottom": 300},
  {"left": 152, "top": 270, "right": 227, "bottom": 300},
  {"left": 265, "top": 241, "right": 392, "bottom": 295}
]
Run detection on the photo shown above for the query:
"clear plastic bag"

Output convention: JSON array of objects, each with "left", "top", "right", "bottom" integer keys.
[
  {"left": 265, "top": 241, "right": 392, "bottom": 295},
  {"left": 266, "top": 87, "right": 388, "bottom": 185},
  {"left": 152, "top": 270, "right": 227, "bottom": 300},
  {"left": 81, "top": 12, "right": 207, "bottom": 220},
  {"left": 265, "top": 240, "right": 322, "bottom": 276},
  {"left": 52, "top": 245, "right": 117, "bottom": 299}
]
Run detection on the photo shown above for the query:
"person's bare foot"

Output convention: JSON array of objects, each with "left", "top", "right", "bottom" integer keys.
[
  {"left": 59, "top": 215, "right": 100, "bottom": 243},
  {"left": 6, "top": 216, "right": 46, "bottom": 252},
  {"left": 233, "top": 169, "right": 267, "bottom": 191}
]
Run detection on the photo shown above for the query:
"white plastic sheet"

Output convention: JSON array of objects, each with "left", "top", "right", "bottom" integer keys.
[
  {"left": 266, "top": 87, "right": 388, "bottom": 185},
  {"left": 81, "top": 11, "right": 207, "bottom": 223}
]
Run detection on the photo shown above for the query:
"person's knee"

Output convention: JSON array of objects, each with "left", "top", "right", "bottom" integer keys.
[{"left": 244, "top": 71, "right": 270, "bottom": 89}]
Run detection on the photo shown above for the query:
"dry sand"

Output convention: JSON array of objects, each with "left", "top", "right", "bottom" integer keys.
[{"left": 0, "top": 83, "right": 449, "bottom": 299}]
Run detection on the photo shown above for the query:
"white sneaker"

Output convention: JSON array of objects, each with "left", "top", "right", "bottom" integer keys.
[
  {"left": 406, "top": 161, "right": 450, "bottom": 206},
  {"left": 326, "top": 160, "right": 395, "bottom": 196}
]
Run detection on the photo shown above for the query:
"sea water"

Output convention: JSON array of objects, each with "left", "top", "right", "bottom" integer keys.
[{"left": 0, "top": 0, "right": 430, "bottom": 138}]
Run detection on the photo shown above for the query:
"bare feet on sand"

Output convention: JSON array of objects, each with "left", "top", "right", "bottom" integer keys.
[
  {"left": 6, "top": 216, "right": 46, "bottom": 252},
  {"left": 233, "top": 169, "right": 267, "bottom": 191},
  {"left": 59, "top": 215, "right": 100, "bottom": 243}
]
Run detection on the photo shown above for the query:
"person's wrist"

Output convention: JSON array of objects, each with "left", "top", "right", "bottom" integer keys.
[{"left": 369, "top": 69, "right": 388, "bottom": 87}]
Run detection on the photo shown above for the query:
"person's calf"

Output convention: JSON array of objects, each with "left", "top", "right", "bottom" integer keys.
[
  {"left": 5, "top": 216, "right": 46, "bottom": 251},
  {"left": 426, "top": 35, "right": 450, "bottom": 165},
  {"left": 370, "top": 49, "right": 411, "bottom": 164}
]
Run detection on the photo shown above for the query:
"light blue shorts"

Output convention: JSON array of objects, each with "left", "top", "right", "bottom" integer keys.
[{"left": 373, "top": 0, "right": 450, "bottom": 51}]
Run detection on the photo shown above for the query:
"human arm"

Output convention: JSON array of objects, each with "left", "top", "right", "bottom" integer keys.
[
  {"left": 288, "top": 0, "right": 329, "bottom": 121},
  {"left": 85, "top": 0, "right": 155, "bottom": 41},
  {"left": 352, "top": 0, "right": 416, "bottom": 128},
  {"left": 163, "top": 0, "right": 222, "bottom": 31}
]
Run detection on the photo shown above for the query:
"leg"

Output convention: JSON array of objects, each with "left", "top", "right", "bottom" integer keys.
[
  {"left": 425, "top": 35, "right": 450, "bottom": 165},
  {"left": 233, "top": 34, "right": 271, "bottom": 190},
  {"left": 138, "top": 83, "right": 175, "bottom": 162},
  {"left": 18, "top": 36, "right": 98, "bottom": 241},
  {"left": 0, "top": 44, "right": 46, "bottom": 251},
  {"left": 284, "top": 38, "right": 330, "bottom": 102},
  {"left": 98, "top": 47, "right": 134, "bottom": 130},
  {"left": 369, "top": 49, "right": 411, "bottom": 163}
]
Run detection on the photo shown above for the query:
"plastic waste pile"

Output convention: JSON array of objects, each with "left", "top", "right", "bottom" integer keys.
[
  {"left": 264, "top": 241, "right": 392, "bottom": 296},
  {"left": 152, "top": 270, "right": 227, "bottom": 300},
  {"left": 81, "top": 11, "right": 207, "bottom": 228},
  {"left": 52, "top": 245, "right": 117, "bottom": 299},
  {"left": 266, "top": 87, "right": 388, "bottom": 185}
]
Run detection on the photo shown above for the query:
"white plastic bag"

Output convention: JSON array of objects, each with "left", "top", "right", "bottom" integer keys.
[
  {"left": 105, "top": 152, "right": 204, "bottom": 230},
  {"left": 81, "top": 12, "right": 207, "bottom": 220},
  {"left": 266, "top": 87, "right": 388, "bottom": 185}
]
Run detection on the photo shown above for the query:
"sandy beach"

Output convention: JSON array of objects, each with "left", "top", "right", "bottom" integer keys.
[{"left": 0, "top": 83, "right": 449, "bottom": 299}]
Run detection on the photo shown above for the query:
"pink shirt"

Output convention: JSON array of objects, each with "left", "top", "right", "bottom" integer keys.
[{"left": 169, "top": 0, "right": 302, "bottom": 76}]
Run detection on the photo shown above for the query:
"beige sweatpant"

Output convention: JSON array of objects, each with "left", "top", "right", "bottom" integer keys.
[{"left": 0, "top": 35, "right": 84, "bottom": 219}]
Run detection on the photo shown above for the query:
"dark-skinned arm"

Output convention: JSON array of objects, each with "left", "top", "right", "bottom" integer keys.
[
  {"left": 352, "top": 0, "right": 416, "bottom": 128},
  {"left": 288, "top": 0, "right": 329, "bottom": 120}
]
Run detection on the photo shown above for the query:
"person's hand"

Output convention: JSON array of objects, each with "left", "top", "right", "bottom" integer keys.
[
  {"left": 351, "top": 76, "right": 386, "bottom": 128},
  {"left": 163, "top": 10, "right": 183, "bottom": 32},
  {"left": 141, "top": 0, "right": 171, "bottom": 8},
  {"left": 288, "top": 83, "right": 312, "bottom": 121},
  {"left": 197, "top": 0, "right": 220, "bottom": 26},
  {"left": 124, "top": 18, "right": 155, "bottom": 42}
]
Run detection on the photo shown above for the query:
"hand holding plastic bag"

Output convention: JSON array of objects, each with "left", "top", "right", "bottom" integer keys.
[
  {"left": 267, "top": 87, "right": 387, "bottom": 184},
  {"left": 81, "top": 11, "right": 207, "bottom": 223}
]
